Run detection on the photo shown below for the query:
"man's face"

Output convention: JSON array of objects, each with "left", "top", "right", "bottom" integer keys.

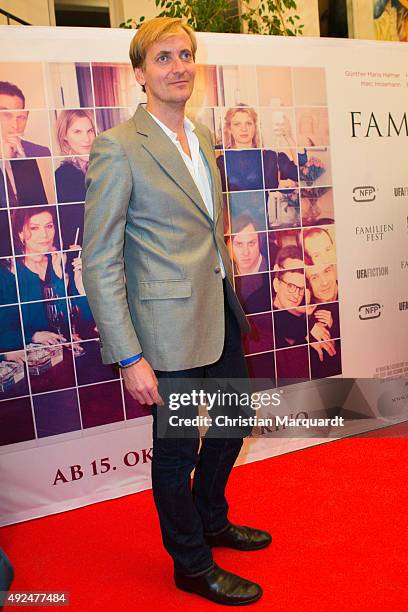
[
  {"left": 232, "top": 223, "right": 260, "bottom": 274},
  {"left": 0, "top": 94, "right": 28, "bottom": 139},
  {"left": 134, "top": 30, "right": 196, "bottom": 108},
  {"left": 306, "top": 264, "right": 337, "bottom": 303},
  {"left": 304, "top": 230, "right": 335, "bottom": 265},
  {"left": 273, "top": 270, "right": 305, "bottom": 309}
]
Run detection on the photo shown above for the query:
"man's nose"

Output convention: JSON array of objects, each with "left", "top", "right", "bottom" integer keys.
[{"left": 171, "top": 56, "right": 186, "bottom": 72}]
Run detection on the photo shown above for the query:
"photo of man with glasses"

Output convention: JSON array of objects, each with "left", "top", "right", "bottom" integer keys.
[
  {"left": 272, "top": 268, "right": 307, "bottom": 348},
  {"left": 272, "top": 268, "right": 305, "bottom": 311}
]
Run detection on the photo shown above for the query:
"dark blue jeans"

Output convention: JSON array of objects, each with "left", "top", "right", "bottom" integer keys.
[{"left": 152, "top": 286, "right": 249, "bottom": 576}]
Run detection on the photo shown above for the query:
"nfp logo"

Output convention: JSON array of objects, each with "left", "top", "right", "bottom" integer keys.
[
  {"left": 353, "top": 186, "right": 376, "bottom": 202},
  {"left": 359, "top": 303, "right": 382, "bottom": 320}
]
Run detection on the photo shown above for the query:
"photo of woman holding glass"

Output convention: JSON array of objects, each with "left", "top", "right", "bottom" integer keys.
[
  {"left": 9, "top": 207, "right": 84, "bottom": 344},
  {"left": 11, "top": 207, "right": 66, "bottom": 344},
  {"left": 54, "top": 109, "right": 96, "bottom": 203}
]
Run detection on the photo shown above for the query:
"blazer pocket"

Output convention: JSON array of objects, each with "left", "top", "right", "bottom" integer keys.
[{"left": 139, "top": 279, "right": 192, "bottom": 300}]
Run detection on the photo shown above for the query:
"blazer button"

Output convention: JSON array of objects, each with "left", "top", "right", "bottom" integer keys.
[{"left": 214, "top": 266, "right": 221, "bottom": 274}]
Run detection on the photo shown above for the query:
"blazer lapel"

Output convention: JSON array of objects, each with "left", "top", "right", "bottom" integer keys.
[
  {"left": 194, "top": 126, "right": 222, "bottom": 225},
  {"left": 132, "top": 106, "right": 211, "bottom": 221}
]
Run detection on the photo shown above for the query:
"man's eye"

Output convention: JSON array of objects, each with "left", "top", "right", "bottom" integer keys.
[
  {"left": 158, "top": 55, "right": 168, "bottom": 63},
  {"left": 181, "top": 51, "right": 192, "bottom": 60}
]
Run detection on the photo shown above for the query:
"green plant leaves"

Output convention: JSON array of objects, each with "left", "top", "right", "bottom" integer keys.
[{"left": 119, "top": 0, "right": 303, "bottom": 36}]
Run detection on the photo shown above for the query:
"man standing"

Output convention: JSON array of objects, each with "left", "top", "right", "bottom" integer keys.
[
  {"left": 83, "top": 17, "right": 270, "bottom": 606},
  {"left": 0, "top": 81, "right": 50, "bottom": 206}
]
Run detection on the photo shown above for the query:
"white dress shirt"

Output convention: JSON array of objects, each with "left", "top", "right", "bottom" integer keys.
[{"left": 148, "top": 111, "right": 225, "bottom": 277}]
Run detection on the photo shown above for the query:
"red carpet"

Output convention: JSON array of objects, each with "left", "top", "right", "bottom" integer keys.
[{"left": 2, "top": 431, "right": 407, "bottom": 611}]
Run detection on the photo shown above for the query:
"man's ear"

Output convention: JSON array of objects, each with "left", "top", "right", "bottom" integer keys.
[
  {"left": 134, "top": 67, "right": 146, "bottom": 89},
  {"left": 272, "top": 276, "right": 279, "bottom": 294}
]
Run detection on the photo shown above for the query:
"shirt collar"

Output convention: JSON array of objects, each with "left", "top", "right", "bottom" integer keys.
[{"left": 147, "top": 110, "right": 195, "bottom": 142}]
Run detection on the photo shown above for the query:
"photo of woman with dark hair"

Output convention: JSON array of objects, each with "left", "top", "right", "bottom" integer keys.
[
  {"left": 10, "top": 207, "right": 67, "bottom": 345},
  {"left": 54, "top": 109, "right": 96, "bottom": 203},
  {"left": 216, "top": 105, "right": 304, "bottom": 192},
  {"left": 4, "top": 208, "right": 82, "bottom": 345}
]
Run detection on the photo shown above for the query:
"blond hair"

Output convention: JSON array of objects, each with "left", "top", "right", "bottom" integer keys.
[
  {"left": 223, "top": 106, "right": 260, "bottom": 149},
  {"left": 129, "top": 17, "right": 197, "bottom": 70},
  {"left": 56, "top": 109, "right": 95, "bottom": 155}
]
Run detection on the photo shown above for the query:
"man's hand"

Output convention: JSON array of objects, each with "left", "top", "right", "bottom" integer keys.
[
  {"left": 310, "top": 340, "right": 336, "bottom": 362},
  {"left": 313, "top": 309, "right": 333, "bottom": 329},
  {"left": 309, "top": 322, "right": 331, "bottom": 343},
  {"left": 122, "top": 357, "right": 164, "bottom": 406},
  {"left": 4, "top": 134, "right": 25, "bottom": 158}
]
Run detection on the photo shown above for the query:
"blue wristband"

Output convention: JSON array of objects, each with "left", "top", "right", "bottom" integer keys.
[{"left": 118, "top": 352, "right": 143, "bottom": 367}]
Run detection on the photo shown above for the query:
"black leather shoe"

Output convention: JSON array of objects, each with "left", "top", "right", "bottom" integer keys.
[
  {"left": 174, "top": 562, "right": 262, "bottom": 605},
  {"left": 205, "top": 523, "right": 272, "bottom": 551}
]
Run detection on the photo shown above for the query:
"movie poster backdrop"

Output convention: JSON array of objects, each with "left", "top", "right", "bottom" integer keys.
[{"left": 0, "top": 61, "right": 340, "bottom": 447}]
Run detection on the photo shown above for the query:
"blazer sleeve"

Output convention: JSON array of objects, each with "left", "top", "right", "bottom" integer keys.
[{"left": 82, "top": 133, "right": 142, "bottom": 364}]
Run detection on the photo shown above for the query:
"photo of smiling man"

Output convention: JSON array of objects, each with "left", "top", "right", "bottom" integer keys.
[
  {"left": 306, "top": 263, "right": 338, "bottom": 304},
  {"left": 272, "top": 268, "right": 307, "bottom": 348}
]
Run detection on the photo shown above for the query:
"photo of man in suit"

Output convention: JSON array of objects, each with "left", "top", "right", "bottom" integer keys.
[
  {"left": 82, "top": 17, "right": 270, "bottom": 606},
  {"left": 0, "top": 81, "right": 50, "bottom": 205},
  {"left": 231, "top": 213, "right": 268, "bottom": 275}
]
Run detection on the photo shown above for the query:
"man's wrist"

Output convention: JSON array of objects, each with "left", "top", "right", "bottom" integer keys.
[{"left": 118, "top": 352, "right": 143, "bottom": 368}]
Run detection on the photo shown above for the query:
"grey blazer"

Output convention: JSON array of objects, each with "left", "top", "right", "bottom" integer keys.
[{"left": 82, "top": 105, "right": 249, "bottom": 371}]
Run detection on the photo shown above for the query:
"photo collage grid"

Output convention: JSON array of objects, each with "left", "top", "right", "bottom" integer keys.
[{"left": 0, "top": 61, "right": 341, "bottom": 447}]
